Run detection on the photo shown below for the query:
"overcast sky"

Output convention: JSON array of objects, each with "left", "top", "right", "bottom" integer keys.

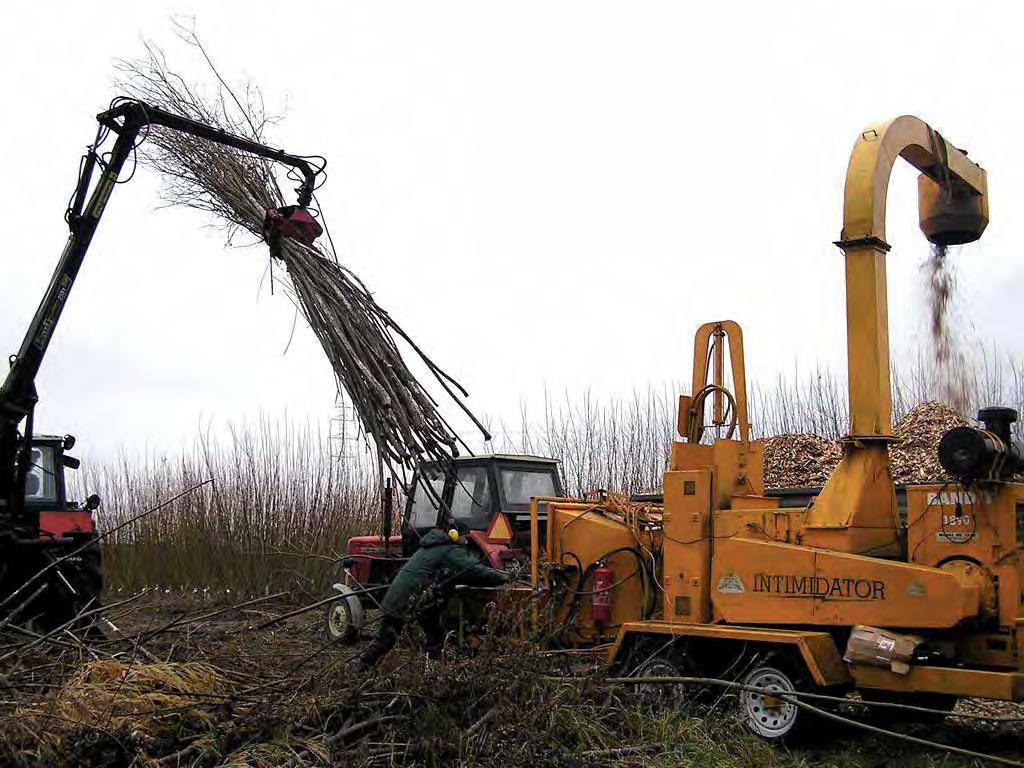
[{"left": 3, "top": 1, "right": 1023, "bottom": 461}]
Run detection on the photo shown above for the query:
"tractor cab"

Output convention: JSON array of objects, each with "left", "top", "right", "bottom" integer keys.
[
  {"left": 0, "top": 434, "right": 102, "bottom": 631},
  {"left": 22, "top": 434, "right": 99, "bottom": 541},
  {"left": 402, "top": 454, "right": 563, "bottom": 557}
]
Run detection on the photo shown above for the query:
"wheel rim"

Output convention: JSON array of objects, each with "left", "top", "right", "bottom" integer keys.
[
  {"left": 327, "top": 601, "right": 350, "bottom": 638},
  {"left": 741, "top": 666, "right": 798, "bottom": 738}
]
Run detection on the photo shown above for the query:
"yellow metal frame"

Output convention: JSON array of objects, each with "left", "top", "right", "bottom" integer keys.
[
  {"left": 608, "top": 622, "right": 850, "bottom": 687},
  {"left": 529, "top": 496, "right": 599, "bottom": 630},
  {"left": 838, "top": 116, "right": 987, "bottom": 440},
  {"left": 851, "top": 664, "right": 1024, "bottom": 701},
  {"left": 681, "top": 320, "right": 752, "bottom": 446}
]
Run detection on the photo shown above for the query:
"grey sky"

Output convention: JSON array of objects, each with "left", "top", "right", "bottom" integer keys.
[{"left": 3, "top": 1, "right": 1023, "bottom": 460}]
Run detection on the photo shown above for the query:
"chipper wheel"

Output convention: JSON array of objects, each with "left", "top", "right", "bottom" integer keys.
[
  {"left": 624, "top": 639, "right": 704, "bottom": 707},
  {"left": 738, "top": 658, "right": 813, "bottom": 742},
  {"left": 630, "top": 654, "right": 689, "bottom": 707},
  {"left": 324, "top": 583, "right": 364, "bottom": 644}
]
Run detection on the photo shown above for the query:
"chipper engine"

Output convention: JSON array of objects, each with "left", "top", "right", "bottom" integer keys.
[{"left": 528, "top": 116, "right": 1024, "bottom": 740}]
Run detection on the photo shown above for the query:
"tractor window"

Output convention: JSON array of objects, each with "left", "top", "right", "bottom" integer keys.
[
  {"left": 24, "top": 447, "right": 58, "bottom": 504},
  {"left": 408, "top": 472, "right": 445, "bottom": 529},
  {"left": 499, "top": 468, "right": 557, "bottom": 511},
  {"left": 450, "top": 467, "right": 492, "bottom": 529}
]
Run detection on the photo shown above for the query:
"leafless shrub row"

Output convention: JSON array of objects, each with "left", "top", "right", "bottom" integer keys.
[
  {"left": 82, "top": 348, "right": 1024, "bottom": 591},
  {"left": 503, "top": 348, "right": 1024, "bottom": 495},
  {"left": 78, "top": 417, "right": 379, "bottom": 595}
]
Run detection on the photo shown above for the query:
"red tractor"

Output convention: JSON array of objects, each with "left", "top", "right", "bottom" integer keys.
[
  {"left": 0, "top": 433, "right": 102, "bottom": 630},
  {"left": 325, "top": 453, "right": 563, "bottom": 642}
]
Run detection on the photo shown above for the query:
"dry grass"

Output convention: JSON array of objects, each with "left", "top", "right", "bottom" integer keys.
[
  {"left": 50, "top": 659, "right": 229, "bottom": 734},
  {"left": 0, "top": 627, "right": 1008, "bottom": 768}
]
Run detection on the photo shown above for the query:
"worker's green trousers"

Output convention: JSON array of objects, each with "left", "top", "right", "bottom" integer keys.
[{"left": 359, "top": 609, "right": 445, "bottom": 668}]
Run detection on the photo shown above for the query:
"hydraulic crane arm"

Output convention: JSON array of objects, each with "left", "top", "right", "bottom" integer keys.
[{"left": 0, "top": 99, "right": 323, "bottom": 527}]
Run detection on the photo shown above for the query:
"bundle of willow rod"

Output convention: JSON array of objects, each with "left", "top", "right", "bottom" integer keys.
[{"left": 116, "top": 42, "right": 487, "bottom": 478}]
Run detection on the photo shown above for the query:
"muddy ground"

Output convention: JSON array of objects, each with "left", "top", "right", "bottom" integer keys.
[{"left": 2, "top": 594, "right": 1024, "bottom": 767}]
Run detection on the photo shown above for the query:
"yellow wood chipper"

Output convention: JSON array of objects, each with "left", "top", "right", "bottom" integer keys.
[{"left": 517, "top": 116, "right": 1022, "bottom": 740}]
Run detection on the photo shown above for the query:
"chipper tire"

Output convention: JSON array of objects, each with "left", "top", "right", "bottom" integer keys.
[
  {"left": 630, "top": 654, "right": 690, "bottom": 707},
  {"left": 738, "top": 657, "right": 813, "bottom": 743},
  {"left": 324, "top": 583, "right": 364, "bottom": 644}
]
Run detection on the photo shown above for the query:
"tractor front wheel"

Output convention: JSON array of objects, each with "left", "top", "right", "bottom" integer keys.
[{"left": 324, "top": 583, "right": 364, "bottom": 644}]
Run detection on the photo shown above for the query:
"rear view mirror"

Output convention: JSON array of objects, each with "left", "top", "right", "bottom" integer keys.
[
  {"left": 62, "top": 454, "right": 81, "bottom": 469},
  {"left": 85, "top": 494, "right": 101, "bottom": 511}
]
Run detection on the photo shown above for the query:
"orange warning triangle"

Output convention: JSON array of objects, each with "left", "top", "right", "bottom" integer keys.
[{"left": 486, "top": 512, "right": 514, "bottom": 544}]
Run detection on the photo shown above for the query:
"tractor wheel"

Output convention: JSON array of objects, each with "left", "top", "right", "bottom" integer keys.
[
  {"left": 72, "top": 542, "right": 105, "bottom": 638},
  {"left": 41, "top": 539, "right": 105, "bottom": 636},
  {"left": 738, "top": 660, "right": 811, "bottom": 742},
  {"left": 324, "top": 583, "right": 364, "bottom": 644}
]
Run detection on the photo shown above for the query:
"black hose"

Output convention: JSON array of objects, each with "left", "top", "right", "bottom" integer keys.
[{"left": 561, "top": 546, "right": 657, "bottom": 632}]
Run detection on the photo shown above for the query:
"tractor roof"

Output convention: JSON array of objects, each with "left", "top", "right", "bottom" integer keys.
[{"left": 452, "top": 453, "right": 558, "bottom": 464}]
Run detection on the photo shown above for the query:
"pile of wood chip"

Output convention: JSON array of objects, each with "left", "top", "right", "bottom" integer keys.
[
  {"left": 763, "top": 401, "right": 967, "bottom": 489},
  {"left": 762, "top": 433, "right": 841, "bottom": 488},
  {"left": 890, "top": 401, "right": 967, "bottom": 485}
]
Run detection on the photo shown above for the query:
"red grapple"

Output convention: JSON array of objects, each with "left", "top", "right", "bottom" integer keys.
[{"left": 263, "top": 205, "right": 323, "bottom": 247}]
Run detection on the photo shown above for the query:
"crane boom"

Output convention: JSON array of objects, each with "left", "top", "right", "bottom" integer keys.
[{"left": 0, "top": 99, "right": 323, "bottom": 529}]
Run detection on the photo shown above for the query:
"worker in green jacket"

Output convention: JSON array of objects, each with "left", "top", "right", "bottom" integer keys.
[{"left": 357, "top": 527, "right": 509, "bottom": 669}]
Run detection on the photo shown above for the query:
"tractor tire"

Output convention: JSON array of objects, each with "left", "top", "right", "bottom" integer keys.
[
  {"left": 324, "top": 583, "right": 364, "bottom": 644},
  {"left": 41, "top": 538, "right": 104, "bottom": 636},
  {"left": 72, "top": 541, "right": 105, "bottom": 638}
]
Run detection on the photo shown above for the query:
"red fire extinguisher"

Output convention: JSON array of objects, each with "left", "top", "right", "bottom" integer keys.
[{"left": 590, "top": 562, "right": 614, "bottom": 624}]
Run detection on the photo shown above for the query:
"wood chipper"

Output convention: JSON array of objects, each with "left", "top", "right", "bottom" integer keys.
[{"left": 528, "top": 116, "right": 1021, "bottom": 740}]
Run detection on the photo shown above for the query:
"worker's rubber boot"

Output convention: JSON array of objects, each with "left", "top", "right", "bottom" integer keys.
[
  {"left": 423, "top": 640, "right": 444, "bottom": 661},
  {"left": 357, "top": 615, "right": 405, "bottom": 670},
  {"left": 417, "top": 608, "right": 446, "bottom": 661}
]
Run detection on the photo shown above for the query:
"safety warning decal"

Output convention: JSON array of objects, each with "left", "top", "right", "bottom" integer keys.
[{"left": 716, "top": 573, "right": 745, "bottom": 594}]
